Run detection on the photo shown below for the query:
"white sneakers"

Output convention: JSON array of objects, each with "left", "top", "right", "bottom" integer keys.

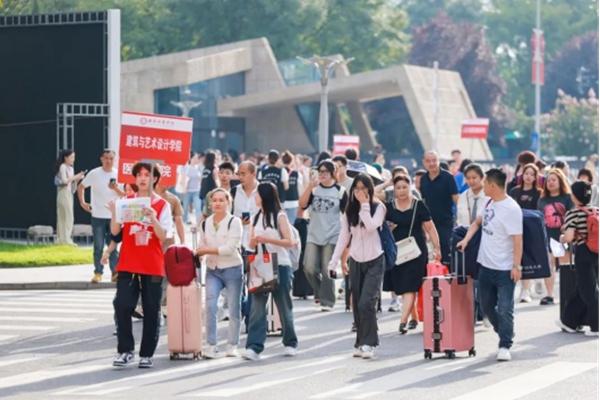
[
  {"left": 352, "top": 346, "right": 375, "bottom": 359},
  {"left": 203, "top": 346, "right": 219, "bottom": 359},
  {"left": 496, "top": 347, "right": 511, "bottom": 361},
  {"left": 243, "top": 348, "right": 261, "bottom": 361},
  {"left": 320, "top": 305, "right": 334, "bottom": 312},
  {"left": 584, "top": 330, "right": 599, "bottom": 337},
  {"left": 388, "top": 299, "right": 401, "bottom": 312},
  {"left": 225, "top": 345, "right": 240, "bottom": 358},
  {"left": 284, "top": 346, "right": 297, "bottom": 357},
  {"left": 555, "top": 320, "right": 577, "bottom": 333}
]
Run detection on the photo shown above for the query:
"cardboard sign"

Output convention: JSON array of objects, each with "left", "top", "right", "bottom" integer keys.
[
  {"left": 333, "top": 135, "right": 360, "bottom": 156},
  {"left": 119, "top": 111, "right": 193, "bottom": 165},
  {"left": 461, "top": 118, "right": 489, "bottom": 139},
  {"left": 118, "top": 158, "right": 177, "bottom": 188}
]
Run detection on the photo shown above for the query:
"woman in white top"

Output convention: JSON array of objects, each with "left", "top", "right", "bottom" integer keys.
[
  {"left": 328, "top": 173, "right": 386, "bottom": 359},
  {"left": 244, "top": 182, "right": 298, "bottom": 361},
  {"left": 196, "top": 188, "right": 243, "bottom": 359},
  {"left": 456, "top": 164, "right": 489, "bottom": 226},
  {"left": 55, "top": 149, "right": 85, "bottom": 244}
]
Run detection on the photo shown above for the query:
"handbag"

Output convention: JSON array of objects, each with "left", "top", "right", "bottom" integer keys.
[
  {"left": 394, "top": 199, "right": 422, "bottom": 266},
  {"left": 244, "top": 244, "right": 279, "bottom": 294}
]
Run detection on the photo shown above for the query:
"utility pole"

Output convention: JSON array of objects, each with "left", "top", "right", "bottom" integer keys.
[
  {"left": 298, "top": 55, "right": 353, "bottom": 153},
  {"left": 533, "top": 0, "right": 543, "bottom": 157},
  {"left": 432, "top": 60, "right": 439, "bottom": 153}
]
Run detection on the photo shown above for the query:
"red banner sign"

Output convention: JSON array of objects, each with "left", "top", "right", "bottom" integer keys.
[
  {"left": 461, "top": 118, "right": 489, "bottom": 139},
  {"left": 117, "top": 158, "right": 177, "bottom": 188},
  {"left": 333, "top": 135, "right": 360, "bottom": 156},
  {"left": 119, "top": 111, "right": 193, "bottom": 165}
]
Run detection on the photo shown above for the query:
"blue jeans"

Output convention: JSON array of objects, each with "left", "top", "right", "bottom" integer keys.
[
  {"left": 205, "top": 266, "right": 243, "bottom": 346},
  {"left": 285, "top": 207, "right": 297, "bottom": 225},
  {"left": 246, "top": 265, "right": 298, "bottom": 353},
  {"left": 183, "top": 191, "right": 201, "bottom": 223},
  {"left": 91, "top": 217, "right": 118, "bottom": 275},
  {"left": 478, "top": 266, "right": 516, "bottom": 349}
]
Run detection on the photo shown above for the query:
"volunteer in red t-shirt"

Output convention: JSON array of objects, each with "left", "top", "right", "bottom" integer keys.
[{"left": 109, "top": 162, "right": 173, "bottom": 369}]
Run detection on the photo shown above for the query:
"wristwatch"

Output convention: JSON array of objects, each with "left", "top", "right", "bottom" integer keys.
[{"left": 513, "top": 265, "right": 523, "bottom": 271}]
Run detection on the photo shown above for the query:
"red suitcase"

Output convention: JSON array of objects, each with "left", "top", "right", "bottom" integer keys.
[
  {"left": 422, "top": 253, "right": 475, "bottom": 359},
  {"left": 167, "top": 227, "right": 204, "bottom": 360}
]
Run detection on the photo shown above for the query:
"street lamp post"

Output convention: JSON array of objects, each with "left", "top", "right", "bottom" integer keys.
[{"left": 298, "top": 55, "right": 353, "bottom": 153}]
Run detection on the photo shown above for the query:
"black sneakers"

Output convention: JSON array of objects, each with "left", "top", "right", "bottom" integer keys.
[
  {"left": 113, "top": 352, "right": 134, "bottom": 367},
  {"left": 540, "top": 296, "right": 555, "bottom": 305}
]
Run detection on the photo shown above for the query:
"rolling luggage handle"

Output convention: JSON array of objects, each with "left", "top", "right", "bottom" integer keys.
[
  {"left": 191, "top": 226, "right": 205, "bottom": 288},
  {"left": 453, "top": 251, "right": 468, "bottom": 285}
]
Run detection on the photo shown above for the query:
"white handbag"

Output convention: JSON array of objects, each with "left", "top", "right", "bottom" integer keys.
[{"left": 394, "top": 199, "right": 422, "bottom": 266}]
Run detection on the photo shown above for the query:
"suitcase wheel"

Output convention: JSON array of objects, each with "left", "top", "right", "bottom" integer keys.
[
  {"left": 468, "top": 348, "right": 476, "bottom": 357},
  {"left": 445, "top": 350, "right": 456, "bottom": 359},
  {"left": 424, "top": 350, "right": 432, "bottom": 360},
  {"left": 170, "top": 353, "right": 180, "bottom": 360},
  {"left": 193, "top": 353, "right": 201, "bottom": 360}
]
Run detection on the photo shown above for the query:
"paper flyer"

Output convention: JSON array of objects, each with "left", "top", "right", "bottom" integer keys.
[{"left": 115, "top": 197, "right": 151, "bottom": 224}]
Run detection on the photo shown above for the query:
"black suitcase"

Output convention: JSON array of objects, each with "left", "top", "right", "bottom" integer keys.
[
  {"left": 558, "top": 255, "right": 586, "bottom": 327},
  {"left": 293, "top": 218, "right": 314, "bottom": 298}
]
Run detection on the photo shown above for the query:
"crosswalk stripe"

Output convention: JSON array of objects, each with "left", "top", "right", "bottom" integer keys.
[
  {"left": 449, "top": 362, "right": 597, "bottom": 400},
  {"left": 11, "top": 297, "right": 113, "bottom": 304},
  {"left": 0, "top": 325, "right": 55, "bottom": 331},
  {"left": 0, "top": 301, "right": 110, "bottom": 309},
  {"left": 0, "top": 356, "right": 43, "bottom": 368},
  {"left": 0, "top": 316, "right": 94, "bottom": 322},
  {"left": 0, "top": 364, "right": 107, "bottom": 390},
  {"left": 0, "top": 307, "right": 113, "bottom": 315},
  {"left": 0, "top": 335, "right": 18, "bottom": 342}
]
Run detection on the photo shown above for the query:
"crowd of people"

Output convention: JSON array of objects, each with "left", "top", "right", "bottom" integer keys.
[{"left": 56, "top": 146, "right": 599, "bottom": 368}]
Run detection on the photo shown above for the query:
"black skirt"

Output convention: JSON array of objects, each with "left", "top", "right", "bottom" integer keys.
[{"left": 383, "top": 250, "right": 428, "bottom": 295}]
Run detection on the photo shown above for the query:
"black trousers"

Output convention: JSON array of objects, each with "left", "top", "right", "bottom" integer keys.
[
  {"left": 563, "top": 245, "right": 599, "bottom": 332},
  {"left": 113, "top": 272, "right": 163, "bottom": 357},
  {"left": 436, "top": 222, "right": 453, "bottom": 266},
  {"left": 349, "top": 254, "right": 385, "bottom": 348}
]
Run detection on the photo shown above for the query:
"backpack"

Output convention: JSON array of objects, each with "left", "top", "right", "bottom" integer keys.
[
  {"left": 579, "top": 207, "right": 599, "bottom": 253},
  {"left": 252, "top": 210, "right": 301, "bottom": 270},
  {"left": 543, "top": 202, "right": 565, "bottom": 229},
  {"left": 201, "top": 216, "right": 234, "bottom": 234},
  {"left": 367, "top": 203, "right": 396, "bottom": 271},
  {"left": 164, "top": 245, "right": 197, "bottom": 286}
]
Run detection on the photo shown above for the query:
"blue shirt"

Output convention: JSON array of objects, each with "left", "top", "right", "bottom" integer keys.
[{"left": 420, "top": 169, "right": 458, "bottom": 226}]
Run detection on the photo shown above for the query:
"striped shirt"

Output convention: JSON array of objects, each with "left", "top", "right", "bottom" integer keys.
[{"left": 564, "top": 207, "right": 597, "bottom": 245}]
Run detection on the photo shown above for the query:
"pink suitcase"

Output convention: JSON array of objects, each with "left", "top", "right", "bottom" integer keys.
[
  {"left": 167, "top": 227, "right": 205, "bottom": 360},
  {"left": 422, "top": 253, "right": 476, "bottom": 359}
]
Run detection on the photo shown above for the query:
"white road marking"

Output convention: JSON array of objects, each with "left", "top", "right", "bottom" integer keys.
[
  {"left": 449, "top": 362, "right": 597, "bottom": 400},
  {"left": 0, "top": 301, "right": 110, "bottom": 309},
  {"left": 0, "top": 335, "right": 18, "bottom": 342},
  {"left": 0, "top": 356, "right": 48, "bottom": 368},
  {"left": 0, "top": 364, "right": 107, "bottom": 390},
  {"left": 0, "top": 316, "right": 94, "bottom": 322},
  {"left": 0, "top": 324, "right": 55, "bottom": 331},
  {"left": 0, "top": 307, "right": 113, "bottom": 315}
]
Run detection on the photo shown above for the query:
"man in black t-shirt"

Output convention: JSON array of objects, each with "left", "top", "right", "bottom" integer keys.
[
  {"left": 420, "top": 151, "right": 459, "bottom": 265},
  {"left": 258, "top": 150, "right": 289, "bottom": 203}
]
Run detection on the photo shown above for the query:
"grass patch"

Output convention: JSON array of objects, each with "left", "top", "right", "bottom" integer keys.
[{"left": 0, "top": 242, "right": 92, "bottom": 267}]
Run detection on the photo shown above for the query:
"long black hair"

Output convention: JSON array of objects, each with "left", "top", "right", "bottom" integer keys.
[
  {"left": 345, "top": 173, "right": 375, "bottom": 227},
  {"left": 256, "top": 182, "right": 282, "bottom": 229},
  {"left": 55, "top": 149, "right": 74, "bottom": 175},
  {"left": 204, "top": 150, "right": 216, "bottom": 170}
]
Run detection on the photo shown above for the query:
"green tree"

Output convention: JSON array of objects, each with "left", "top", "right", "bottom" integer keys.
[{"left": 541, "top": 89, "right": 599, "bottom": 157}]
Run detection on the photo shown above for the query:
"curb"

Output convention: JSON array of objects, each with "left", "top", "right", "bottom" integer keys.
[{"left": 0, "top": 282, "right": 116, "bottom": 290}]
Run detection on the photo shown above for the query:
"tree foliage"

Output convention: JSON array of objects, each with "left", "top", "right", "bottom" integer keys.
[{"left": 541, "top": 89, "right": 599, "bottom": 158}]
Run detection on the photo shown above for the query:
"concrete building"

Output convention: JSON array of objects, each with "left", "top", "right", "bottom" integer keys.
[{"left": 121, "top": 38, "right": 492, "bottom": 160}]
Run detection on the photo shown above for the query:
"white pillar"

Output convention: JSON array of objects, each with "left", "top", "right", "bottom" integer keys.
[{"left": 318, "top": 83, "right": 329, "bottom": 153}]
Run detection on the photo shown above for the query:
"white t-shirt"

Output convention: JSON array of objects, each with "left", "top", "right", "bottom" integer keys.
[
  {"left": 232, "top": 183, "right": 260, "bottom": 249},
  {"left": 457, "top": 188, "right": 489, "bottom": 226},
  {"left": 251, "top": 211, "right": 291, "bottom": 266},
  {"left": 81, "top": 167, "right": 119, "bottom": 219},
  {"left": 477, "top": 197, "right": 523, "bottom": 271}
]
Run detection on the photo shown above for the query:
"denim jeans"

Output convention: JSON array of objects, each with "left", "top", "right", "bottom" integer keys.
[
  {"left": 113, "top": 272, "right": 163, "bottom": 357},
  {"left": 478, "top": 266, "right": 516, "bottom": 349},
  {"left": 349, "top": 254, "right": 385, "bottom": 348},
  {"left": 205, "top": 266, "right": 243, "bottom": 346},
  {"left": 303, "top": 243, "right": 336, "bottom": 307},
  {"left": 285, "top": 207, "right": 297, "bottom": 225},
  {"left": 183, "top": 191, "right": 201, "bottom": 223},
  {"left": 91, "top": 217, "right": 118, "bottom": 275},
  {"left": 246, "top": 265, "right": 298, "bottom": 354}
]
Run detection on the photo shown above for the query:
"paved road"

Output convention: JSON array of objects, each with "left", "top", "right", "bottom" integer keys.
[{"left": 0, "top": 289, "right": 597, "bottom": 400}]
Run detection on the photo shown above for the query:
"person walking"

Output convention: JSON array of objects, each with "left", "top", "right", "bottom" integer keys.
[
  {"left": 258, "top": 150, "right": 289, "bottom": 204},
  {"left": 420, "top": 151, "right": 459, "bottom": 265},
  {"left": 299, "top": 159, "right": 348, "bottom": 311},
  {"left": 196, "top": 188, "right": 244, "bottom": 357},
  {"left": 558, "top": 181, "right": 599, "bottom": 336},
  {"left": 509, "top": 163, "right": 542, "bottom": 303},
  {"left": 328, "top": 173, "right": 386, "bottom": 359},
  {"left": 199, "top": 151, "right": 219, "bottom": 221},
  {"left": 457, "top": 168, "right": 523, "bottom": 362},
  {"left": 244, "top": 182, "right": 298, "bottom": 361},
  {"left": 282, "top": 151, "right": 301, "bottom": 224},
  {"left": 384, "top": 175, "right": 441, "bottom": 334},
  {"left": 109, "top": 162, "right": 173, "bottom": 369},
  {"left": 183, "top": 153, "right": 203, "bottom": 225},
  {"left": 55, "top": 149, "right": 85, "bottom": 245},
  {"left": 78, "top": 149, "right": 123, "bottom": 283},
  {"left": 537, "top": 169, "right": 573, "bottom": 305}
]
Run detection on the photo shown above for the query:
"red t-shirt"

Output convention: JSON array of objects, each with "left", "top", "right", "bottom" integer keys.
[{"left": 116, "top": 196, "right": 168, "bottom": 277}]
